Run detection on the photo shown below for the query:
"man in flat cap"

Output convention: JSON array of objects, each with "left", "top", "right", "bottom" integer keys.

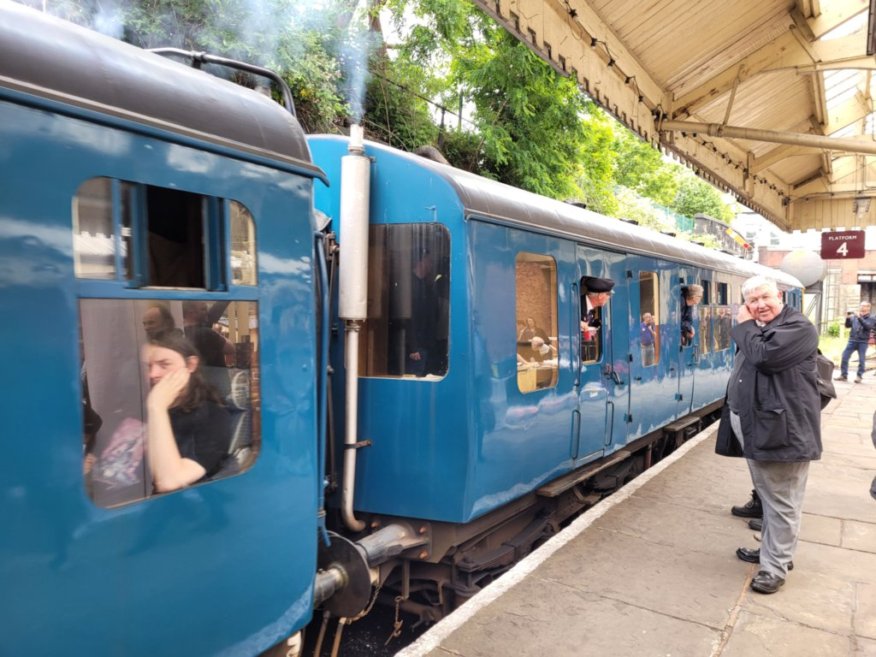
[{"left": 581, "top": 276, "right": 614, "bottom": 361}]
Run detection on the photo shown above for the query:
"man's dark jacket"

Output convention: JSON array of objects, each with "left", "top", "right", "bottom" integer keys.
[
  {"left": 721, "top": 305, "right": 822, "bottom": 462},
  {"left": 845, "top": 312, "right": 876, "bottom": 342}
]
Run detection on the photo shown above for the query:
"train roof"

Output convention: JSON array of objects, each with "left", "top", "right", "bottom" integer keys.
[
  {"left": 0, "top": 3, "right": 322, "bottom": 178},
  {"left": 345, "top": 137, "right": 802, "bottom": 288}
]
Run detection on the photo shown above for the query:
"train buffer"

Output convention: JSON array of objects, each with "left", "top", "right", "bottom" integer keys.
[{"left": 396, "top": 382, "right": 876, "bottom": 657}]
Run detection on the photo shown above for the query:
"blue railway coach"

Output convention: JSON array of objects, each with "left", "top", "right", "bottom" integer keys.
[
  {"left": 0, "top": 4, "right": 325, "bottom": 656},
  {"left": 310, "top": 135, "right": 803, "bottom": 617}
]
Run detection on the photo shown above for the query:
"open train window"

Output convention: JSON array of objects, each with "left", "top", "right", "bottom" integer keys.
[
  {"left": 716, "top": 282, "right": 728, "bottom": 305},
  {"left": 638, "top": 272, "right": 659, "bottom": 366},
  {"left": 360, "top": 223, "right": 450, "bottom": 379},
  {"left": 80, "top": 299, "right": 260, "bottom": 507},
  {"left": 516, "top": 253, "right": 558, "bottom": 392},
  {"left": 700, "top": 279, "right": 712, "bottom": 304},
  {"left": 73, "top": 178, "right": 257, "bottom": 288},
  {"left": 698, "top": 279, "right": 712, "bottom": 355},
  {"left": 680, "top": 283, "right": 702, "bottom": 348}
]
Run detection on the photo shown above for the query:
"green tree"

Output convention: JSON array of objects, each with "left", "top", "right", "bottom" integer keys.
[
  {"left": 612, "top": 127, "right": 681, "bottom": 207},
  {"left": 672, "top": 175, "right": 734, "bottom": 222},
  {"left": 32, "top": 0, "right": 741, "bottom": 230},
  {"left": 364, "top": 57, "right": 439, "bottom": 151},
  {"left": 576, "top": 109, "right": 618, "bottom": 215},
  {"left": 385, "top": 0, "right": 591, "bottom": 200}
]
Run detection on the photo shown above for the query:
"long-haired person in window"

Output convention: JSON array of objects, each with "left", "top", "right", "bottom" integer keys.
[
  {"left": 144, "top": 333, "right": 231, "bottom": 492},
  {"left": 680, "top": 284, "right": 704, "bottom": 346}
]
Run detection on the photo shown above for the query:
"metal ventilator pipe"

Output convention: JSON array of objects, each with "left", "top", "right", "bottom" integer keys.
[{"left": 338, "top": 125, "right": 370, "bottom": 532}]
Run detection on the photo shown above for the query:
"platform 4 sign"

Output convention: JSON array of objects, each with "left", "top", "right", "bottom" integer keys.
[{"left": 821, "top": 230, "right": 865, "bottom": 259}]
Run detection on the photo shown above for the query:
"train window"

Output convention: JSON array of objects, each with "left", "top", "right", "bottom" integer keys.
[
  {"left": 716, "top": 282, "right": 729, "bottom": 305},
  {"left": 516, "top": 253, "right": 558, "bottom": 392},
  {"left": 230, "top": 201, "right": 257, "bottom": 286},
  {"left": 360, "top": 223, "right": 450, "bottom": 379},
  {"left": 700, "top": 279, "right": 712, "bottom": 304},
  {"left": 580, "top": 275, "right": 609, "bottom": 363},
  {"left": 699, "top": 306, "right": 712, "bottom": 355},
  {"left": 713, "top": 307, "right": 732, "bottom": 351},
  {"left": 680, "top": 283, "right": 702, "bottom": 348},
  {"left": 73, "top": 178, "right": 130, "bottom": 279},
  {"left": 639, "top": 272, "right": 659, "bottom": 366},
  {"left": 81, "top": 299, "right": 260, "bottom": 507},
  {"left": 145, "top": 186, "right": 207, "bottom": 287},
  {"left": 73, "top": 178, "right": 257, "bottom": 289}
]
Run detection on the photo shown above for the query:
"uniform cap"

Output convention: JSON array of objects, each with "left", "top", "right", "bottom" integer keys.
[{"left": 584, "top": 276, "right": 615, "bottom": 293}]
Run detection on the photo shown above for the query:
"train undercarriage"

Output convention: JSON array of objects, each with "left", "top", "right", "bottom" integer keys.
[{"left": 318, "top": 401, "right": 722, "bottom": 631}]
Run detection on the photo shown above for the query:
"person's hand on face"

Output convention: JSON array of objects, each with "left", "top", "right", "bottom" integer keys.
[{"left": 148, "top": 367, "right": 190, "bottom": 411}]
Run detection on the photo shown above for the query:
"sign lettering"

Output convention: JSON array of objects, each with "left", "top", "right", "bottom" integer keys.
[{"left": 820, "top": 230, "right": 865, "bottom": 259}]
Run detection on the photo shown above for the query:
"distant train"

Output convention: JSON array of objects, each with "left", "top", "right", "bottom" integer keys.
[{"left": 0, "top": 5, "right": 803, "bottom": 656}]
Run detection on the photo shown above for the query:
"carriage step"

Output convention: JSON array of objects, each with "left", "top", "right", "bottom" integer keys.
[
  {"left": 663, "top": 416, "right": 702, "bottom": 448},
  {"left": 536, "top": 449, "right": 631, "bottom": 498}
]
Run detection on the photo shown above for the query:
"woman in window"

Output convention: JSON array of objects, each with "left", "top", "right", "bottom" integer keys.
[
  {"left": 680, "top": 284, "right": 704, "bottom": 347},
  {"left": 144, "top": 333, "right": 231, "bottom": 492}
]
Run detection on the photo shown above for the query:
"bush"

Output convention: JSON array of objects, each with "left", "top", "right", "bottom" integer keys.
[{"left": 827, "top": 322, "right": 840, "bottom": 338}]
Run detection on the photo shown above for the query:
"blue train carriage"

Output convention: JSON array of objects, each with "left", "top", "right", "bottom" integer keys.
[
  {"left": 309, "top": 134, "right": 803, "bottom": 619},
  {"left": 0, "top": 5, "right": 326, "bottom": 656}
]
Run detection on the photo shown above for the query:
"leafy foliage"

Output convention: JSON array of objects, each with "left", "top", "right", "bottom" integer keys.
[
  {"left": 613, "top": 129, "right": 681, "bottom": 208},
  {"left": 673, "top": 175, "right": 734, "bottom": 223},
  {"left": 364, "top": 58, "right": 439, "bottom": 151},
  {"left": 28, "top": 0, "right": 739, "bottom": 230}
]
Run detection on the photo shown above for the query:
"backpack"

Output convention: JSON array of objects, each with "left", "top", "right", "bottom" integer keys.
[{"left": 815, "top": 350, "right": 836, "bottom": 410}]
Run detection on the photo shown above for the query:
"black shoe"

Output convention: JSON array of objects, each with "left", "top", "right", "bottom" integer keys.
[
  {"left": 735, "top": 547, "right": 793, "bottom": 570},
  {"left": 731, "top": 489, "right": 763, "bottom": 518},
  {"left": 751, "top": 570, "right": 785, "bottom": 594},
  {"left": 748, "top": 518, "right": 762, "bottom": 531}
]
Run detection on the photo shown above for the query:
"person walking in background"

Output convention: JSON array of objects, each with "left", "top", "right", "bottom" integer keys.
[
  {"left": 836, "top": 301, "right": 875, "bottom": 383},
  {"left": 719, "top": 275, "right": 822, "bottom": 594}
]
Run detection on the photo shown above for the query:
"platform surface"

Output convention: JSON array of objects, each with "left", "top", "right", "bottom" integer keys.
[{"left": 398, "top": 375, "right": 876, "bottom": 657}]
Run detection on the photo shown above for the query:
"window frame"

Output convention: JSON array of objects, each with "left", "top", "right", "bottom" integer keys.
[
  {"left": 73, "top": 176, "right": 261, "bottom": 507},
  {"left": 516, "top": 251, "right": 559, "bottom": 393},
  {"left": 638, "top": 271, "right": 660, "bottom": 367},
  {"left": 73, "top": 177, "right": 258, "bottom": 294},
  {"left": 357, "top": 222, "right": 451, "bottom": 380}
]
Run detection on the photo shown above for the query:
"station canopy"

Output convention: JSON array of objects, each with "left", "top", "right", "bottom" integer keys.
[{"left": 472, "top": 0, "right": 876, "bottom": 232}]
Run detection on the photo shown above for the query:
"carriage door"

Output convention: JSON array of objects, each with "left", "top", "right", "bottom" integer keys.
[
  {"left": 626, "top": 256, "right": 670, "bottom": 435},
  {"left": 572, "top": 246, "right": 627, "bottom": 464},
  {"left": 691, "top": 279, "right": 733, "bottom": 411},
  {"left": 676, "top": 272, "right": 699, "bottom": 417}
]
